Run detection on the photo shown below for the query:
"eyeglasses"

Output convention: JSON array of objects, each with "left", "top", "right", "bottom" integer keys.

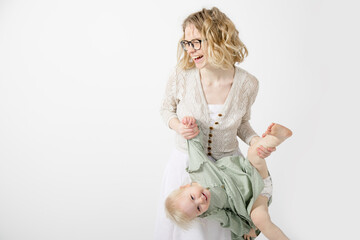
[{"left": 180, "top": 39, "right": 203, "bottom": 51}]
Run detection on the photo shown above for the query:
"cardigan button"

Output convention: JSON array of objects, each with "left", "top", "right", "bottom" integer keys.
[
  {"left": 214, "top": 122, "right": 219, "bottom": 125},
  {"left": 207, "top": 147, "right": 211, "bottom": 150},
  {"left": 209, "top": 126, "right": 213, "bottom": 130},
  {"left": 207, "top": 152, "right": 212, "bottom": 156},
  {"left": 218, "top": 114, "right": 223, "bottom": 117},
  {"left": 209, "top": 134, "right": 213, "bottom": 137},
  {"left": 208, "top": 140, "right": 212, "bottom": 143}
]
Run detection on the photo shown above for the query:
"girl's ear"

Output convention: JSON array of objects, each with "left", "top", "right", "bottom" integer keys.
[{"left": 180, "top": 184, "right": 191, "bottom": 189}]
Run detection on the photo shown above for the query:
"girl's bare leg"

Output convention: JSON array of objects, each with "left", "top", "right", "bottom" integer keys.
[
  {"left": 250, "top": 196, "right": 289, "bottom": 240},
  {"left": 247, "top": 123, "right": 292, "bottom": 178},
  {"left": 247, "top": 123, "right": 292, "bottom": 239}
]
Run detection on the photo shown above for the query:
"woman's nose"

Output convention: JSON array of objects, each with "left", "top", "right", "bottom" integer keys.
[{"left": 187, "top": 47, "right": 196, "bottom": 54}]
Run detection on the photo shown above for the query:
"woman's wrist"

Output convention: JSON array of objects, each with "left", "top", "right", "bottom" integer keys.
[{"left": 169, "top": 118, "right": 181, "bottom": 133}]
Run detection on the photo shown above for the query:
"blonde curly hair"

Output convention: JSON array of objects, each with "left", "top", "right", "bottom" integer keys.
[
  {"left": 164, "top": 188, "right": 195, "bottom": 229},
  {"left": 177, "top": 7, "right": 248, "bottom": 70}
]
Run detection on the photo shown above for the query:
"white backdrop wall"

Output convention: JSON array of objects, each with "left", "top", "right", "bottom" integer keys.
[{"left": 0, "top": 0, "right": 359, "bottom": 239}]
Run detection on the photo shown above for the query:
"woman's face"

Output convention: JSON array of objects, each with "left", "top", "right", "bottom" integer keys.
[{"left": 184, "top": 24, "right": 208, "bottom": 69}]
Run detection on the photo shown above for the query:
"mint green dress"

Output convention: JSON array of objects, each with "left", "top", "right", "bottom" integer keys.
[{"left": 186, "top": 132, "right": 268, "bottom": 240}]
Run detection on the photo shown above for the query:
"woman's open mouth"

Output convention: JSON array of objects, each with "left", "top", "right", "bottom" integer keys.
[{"left": 193, "top": 55, "right": 203, "bottom": 63}]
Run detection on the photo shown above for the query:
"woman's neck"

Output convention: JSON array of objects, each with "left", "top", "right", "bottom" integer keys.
[{"left": 199, "top": 65, "right": 235, "bottom": 85}]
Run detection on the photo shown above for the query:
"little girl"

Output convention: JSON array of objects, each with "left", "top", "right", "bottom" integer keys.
[{"left": 165, "top": 119, "right": 292, "bottom": 240}]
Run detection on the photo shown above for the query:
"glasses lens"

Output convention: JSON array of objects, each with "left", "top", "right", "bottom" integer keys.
[
  {"left": 192, "top": 40, "right": 201, "bottom": 50},
  {"left": 180, "top": 41, "right": 188, "bottom": 51},
  {"left": 180, "top": 40, "right": 201, "bottom": 51}
]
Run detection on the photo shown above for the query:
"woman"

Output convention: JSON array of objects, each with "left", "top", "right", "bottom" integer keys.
[{"left": 155, "top": 7, "right": 275, "bottom": 240}]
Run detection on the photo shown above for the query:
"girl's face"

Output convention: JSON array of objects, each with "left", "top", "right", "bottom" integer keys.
[
  {"left": 183, "top": 24, "right": 208, "bottom": 69},
  {"left": 178, "top": 182, "right": 211, "bottom": 219}
]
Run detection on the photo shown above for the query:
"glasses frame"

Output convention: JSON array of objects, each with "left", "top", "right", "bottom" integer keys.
[{"left": 180, "top": 39, "right": 203, "bottom": 51}]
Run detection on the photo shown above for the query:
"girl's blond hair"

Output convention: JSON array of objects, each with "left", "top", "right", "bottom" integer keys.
[
  {"left": 177, "top": 7, "right": 248, "bottom": 70},
  {"left": 164, "top": 188, "right": 195, "bottom": 229}
]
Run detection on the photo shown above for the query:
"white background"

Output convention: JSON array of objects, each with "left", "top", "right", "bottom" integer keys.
[{"left": 0, "top": 0, "right": 359, "bottom": 239}]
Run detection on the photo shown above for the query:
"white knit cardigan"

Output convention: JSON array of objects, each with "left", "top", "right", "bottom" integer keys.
[{"left": 160, "top": 66, "right": 259, "bottom": 160}]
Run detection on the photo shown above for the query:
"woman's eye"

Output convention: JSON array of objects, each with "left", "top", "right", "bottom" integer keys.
[
  {"left": 191, "top": 195, "right": 194, "bottom": 200},
  {"left": 197, "top": 206, "right": 201, "bottom": 212}
]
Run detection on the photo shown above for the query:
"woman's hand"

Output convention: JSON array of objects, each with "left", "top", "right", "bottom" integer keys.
[
  {"left": 258, "top": 122, "right": 276, "bottom": 158},
  {"left": 257, "top": 145, "right": 276, "bottom": 159},
  {"left": 169, "top": 116, "right": 199, "bottom": 139},
  {"left": 178, "top": 116, "right": 199, "bottom": 139},
  {"left": 250, "top": 129, "right": 276, "bottom": 159}
]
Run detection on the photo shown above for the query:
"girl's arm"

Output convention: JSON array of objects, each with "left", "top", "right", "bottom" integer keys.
[{"left": 203, "top": 209, "right": 253, "bottom": 239}]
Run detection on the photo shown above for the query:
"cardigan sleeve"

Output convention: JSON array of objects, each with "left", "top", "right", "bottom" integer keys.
[
  {"left": 237, "top": 74, "right": 259, "bottom": 145},
  {"left": 160, "top": 69, "right": 180, "bottom": 128}
]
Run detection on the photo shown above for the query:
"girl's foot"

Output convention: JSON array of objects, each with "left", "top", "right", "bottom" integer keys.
[{"left": 268, "top": 123, "right": 292, "bottom": 142}]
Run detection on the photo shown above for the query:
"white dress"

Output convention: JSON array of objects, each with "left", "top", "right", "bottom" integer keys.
[{"left": 154, "top": 105, "right": 244, "bottom": 240}]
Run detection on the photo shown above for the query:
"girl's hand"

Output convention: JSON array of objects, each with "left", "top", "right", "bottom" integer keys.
[
  {"left": 182, "top": 116, "right": 196, "bottom": 127},
  {"left": 243, "top": 228, "right": 257, "bottom": 240},
  {"left": 177, "top": 116, "right": 199, "bottom": 139}
]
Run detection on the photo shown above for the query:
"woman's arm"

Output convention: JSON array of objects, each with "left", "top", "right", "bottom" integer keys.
[
  {"left": 160, "top": 70, "right": 199, "bottom": 139},
  {"left": 237, "top": 76, "right": 259, "bottom": 145},
  {"left": 160, "top": 70, "right": 179, "bottom": 128},
  {"left": 237, "top": 76, "right": 275, "bottom": 158}
]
